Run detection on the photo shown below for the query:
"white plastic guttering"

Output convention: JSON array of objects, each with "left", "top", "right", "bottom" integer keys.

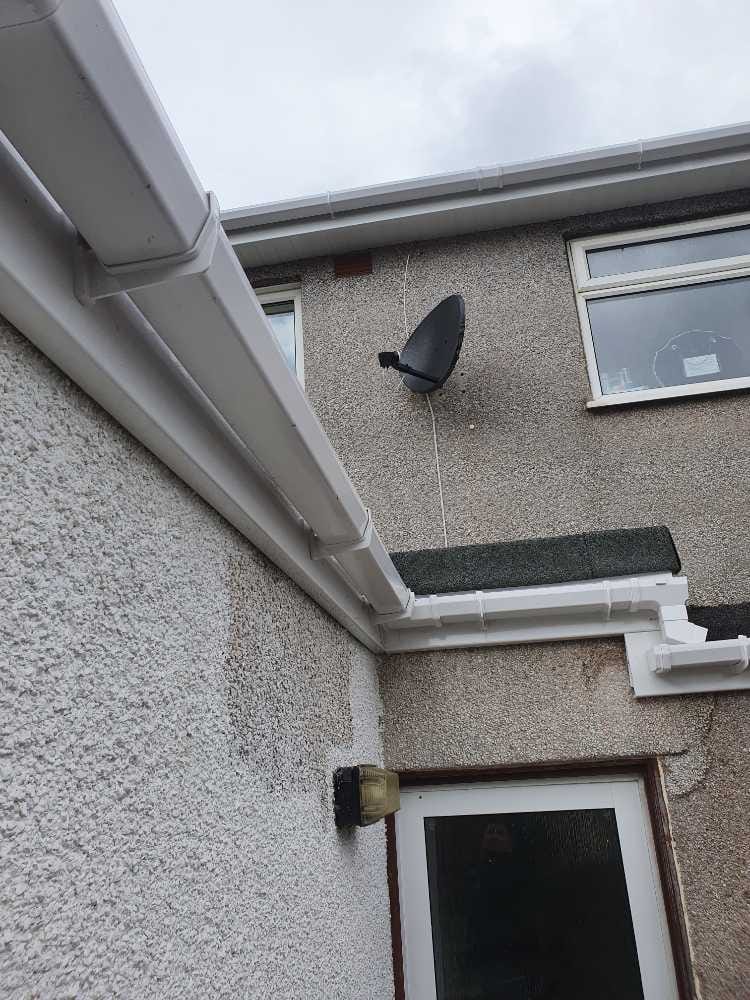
[
  {"left": 223, "top": 122, "right": 750, "bottom": 267},
  {"left": 375, "top": 574, "right": 705, "bottom": 653},
  {"left": 0, "top": 0, "right": 410, "bottom": 620},
  {"left": 0, "top": 133, "right": 382, "bottom": 652},
  {"left": 1, "top": 1, "right": 747, "bottom": 696},
  {"left": 378, "top": 575, "right": 750, "bottom": 699}
]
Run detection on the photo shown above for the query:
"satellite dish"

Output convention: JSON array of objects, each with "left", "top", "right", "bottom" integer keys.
[{"left": 378, "top": 294, "right": 465, "bottom": 393}]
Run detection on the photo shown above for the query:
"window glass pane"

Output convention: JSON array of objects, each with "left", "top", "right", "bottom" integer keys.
[
  {"left": 587, "top": 225, "right": 750, "bottom": 278},
  {"left": 262, "top": 300, "right": 296, "bottom": 370},
  {"left": 424, "top": 809, "right": 644, "bottom": 1000},
  {"left": 588, "top": 276, "right": 750, "bottom": 394}
]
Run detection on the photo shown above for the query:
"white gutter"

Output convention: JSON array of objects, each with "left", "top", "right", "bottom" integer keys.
[
  {"left": 376, "top": 574, "right": 705, "bottom": 653},
  {"left": 223, "top": 123, "right": 750, "bottom": 267},
  {"left": 0, "top": 133, "right": 383, "bottom": 652},
  {"left": 0, "top": 1, "right": 746, "bottom": 698},
  {"left": 0, "top": 0, "right": 410, "bottom": 618},
  {"left": 379, "top": 574, "right": 750, "bottom": 699}
]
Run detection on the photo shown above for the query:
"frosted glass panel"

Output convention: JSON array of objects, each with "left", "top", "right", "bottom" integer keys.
[{"left": 424, "top": 809, "right": 644, "bottom": 1000}]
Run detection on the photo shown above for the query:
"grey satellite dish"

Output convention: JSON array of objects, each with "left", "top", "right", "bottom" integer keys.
[{"left": 378, "top": 294, "right": 465, "bottom": 393}]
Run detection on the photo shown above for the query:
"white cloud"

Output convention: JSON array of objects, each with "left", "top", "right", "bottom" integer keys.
[{"left": 114, "top": 0, "right": 750, "bottom": 209}]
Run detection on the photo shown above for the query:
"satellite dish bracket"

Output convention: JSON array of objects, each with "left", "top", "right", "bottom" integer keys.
[{"left": 378, "top": 351, "right": 440, "bottom": 384}]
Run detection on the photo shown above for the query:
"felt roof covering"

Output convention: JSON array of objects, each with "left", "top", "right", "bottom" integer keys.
[
  {"left": 688, "top": 603, "right": 750, "bottom": 641},
  {"left": 390, "top": 526, "right": 681, "bottom": 596}
]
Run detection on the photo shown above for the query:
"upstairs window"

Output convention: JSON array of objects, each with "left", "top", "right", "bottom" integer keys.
[
  {"left": 568, "top": 213, "right": 750, "bottom": 407},
  {"left": 256, "top": 284, "right": 304, "bottom": 383}
]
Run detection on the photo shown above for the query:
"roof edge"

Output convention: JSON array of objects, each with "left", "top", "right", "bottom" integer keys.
[{"left": 223, "top": 120, "right": 750, "bottom": 234}]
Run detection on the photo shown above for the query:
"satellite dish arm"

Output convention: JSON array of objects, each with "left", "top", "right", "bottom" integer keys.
[{"left": 377, "top": 351, "right": 440, "bottom": 384}]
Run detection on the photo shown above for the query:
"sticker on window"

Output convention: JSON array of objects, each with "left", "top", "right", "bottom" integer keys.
[{"left": 682, "top": 353, "right": 721, "bottom": 378}]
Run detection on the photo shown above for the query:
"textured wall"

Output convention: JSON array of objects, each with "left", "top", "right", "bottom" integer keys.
[
  {"left": 0, "top": 322, "right": 393, "bottom": 1000},
  {"left": 379, "top": 641, "right": 750, "bottom": 999},
  {"left": 247, "top": 189, "right": 750, "bottom": 999},
  {"left": 249, "top": 188, "right": 750, "bottom": 607}
]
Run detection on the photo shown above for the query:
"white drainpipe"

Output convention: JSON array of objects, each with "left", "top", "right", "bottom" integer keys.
[
  {"left": 649, "top": 636, "right": 750, "bottom": 674},
  {"left": 0, "top": 0, "right": 410, "bottom": 615}
]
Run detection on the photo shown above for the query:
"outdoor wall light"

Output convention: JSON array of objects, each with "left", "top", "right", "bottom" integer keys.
[{"left": 333, "top": 764, "right": 400, "bottom": 827}]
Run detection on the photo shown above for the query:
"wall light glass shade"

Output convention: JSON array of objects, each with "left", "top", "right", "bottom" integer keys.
[{"left": 333, "top": 765, "right": 400, "bottom": 827}]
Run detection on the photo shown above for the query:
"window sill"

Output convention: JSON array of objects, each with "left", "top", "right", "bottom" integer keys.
[{"left": 586, "top": 375, "right": 750, "bottom": 409}]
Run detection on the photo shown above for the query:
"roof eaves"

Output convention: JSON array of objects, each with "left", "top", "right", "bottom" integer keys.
[{"left": 223, "top": 121, "right": 750, "bottom": 266}]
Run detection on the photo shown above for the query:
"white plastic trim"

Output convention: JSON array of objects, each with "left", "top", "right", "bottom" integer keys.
[
  {"left": 625, "top": 632, "right": 750, "bottom": 697},
  {"left": 0, "top": 1, "right": 745, "bottom": 683},
  {"left": 74, "top": 192, "right": 222, "bottom": 303},
  {"left": 0, "top": 0, "right": 411, "bottom": 618},
  {"left": 223, "top": 123, "right": 750, "bottom": 234},
  {"left": 649, "top": 636, "right": 749, "bottom": 675},
  {"left": 376, "top": 574, "right": 686, "bottom": 631},
  {"left": 0, "top": 133, "right": 383, "bottom": 652},
  {"left": 377, "top": 574, "right": 693, "bottom": 652}
]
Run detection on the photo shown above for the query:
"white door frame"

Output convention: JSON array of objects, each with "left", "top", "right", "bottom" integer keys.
[{"left": 395, "top": 773, "right": 679, "bottom": 1000}]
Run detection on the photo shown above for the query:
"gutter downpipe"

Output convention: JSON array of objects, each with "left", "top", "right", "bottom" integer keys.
[{"left": 0, "top": 0, "right": 410, "bottom": 617}]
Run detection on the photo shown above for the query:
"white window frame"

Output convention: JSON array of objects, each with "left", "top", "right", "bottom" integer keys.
[
  {"left": 255, "top": 282, "right": 305, "bottom": 384},
  {"left": 568, "top": 210, "right": 750, "bottom": 408},
  {"left": 395, "top": 774, "right": 680, "bottom": 1000}
]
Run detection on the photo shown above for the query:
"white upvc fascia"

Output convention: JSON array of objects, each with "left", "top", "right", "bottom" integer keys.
[
  {"left": 0, "top": 0, "right": 412, "bottom": 620},
  {"left": 0, "top": 133, "right": 384, "bottom": 653},
  {"left": 378, "top": 574, "right": 750, "bottom": 698},
  {"left": 224, "top": 129, "right": 750, "bottom": 267},
  {"left": 1, "top": 2, "right": 746, "bottom": 694},
  {"left": 377, "top": 574, "right": 697, "bottom": 653}
]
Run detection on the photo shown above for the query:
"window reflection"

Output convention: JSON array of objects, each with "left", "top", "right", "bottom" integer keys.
[
  {"left": 424, "top": 809, "right": 644, "bottom": 1000},
  {"left": 587, "top": 276, "right": 750, "bottom": 393},
  {"left": 262, "top": 300, "right": 296, "bottom": 371},
  {"left": 587, "top": 225, "right": 750, "bottom": 278}
]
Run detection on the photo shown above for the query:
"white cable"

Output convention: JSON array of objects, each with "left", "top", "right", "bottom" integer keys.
[
  {"left": 402, "top": 252, "right": 410, "bottom": 336},
  {"left": 401, "top": 249, "right": 448, "bottom": 549},
  {"left": 426, "top": 392, "right": 448, "bottom": 548}
]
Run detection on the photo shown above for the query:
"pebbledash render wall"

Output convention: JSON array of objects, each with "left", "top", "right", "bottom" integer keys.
[
  {"left": 0, "top": 321, "right": 393, "bottom": 1000},
  {"left": 246, "top": 188, "right": 750, "bottom": 999}
]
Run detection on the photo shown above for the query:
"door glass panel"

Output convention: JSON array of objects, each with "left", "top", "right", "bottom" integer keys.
[
  {"left": 586, "top": 225, "right": 750, "bottom": 278},
  {"left": 424, "top": 808, "right": 644, "bottom": 1000},
  {"left": 587, "top": 275, "right": 750, "bottom": 393}
]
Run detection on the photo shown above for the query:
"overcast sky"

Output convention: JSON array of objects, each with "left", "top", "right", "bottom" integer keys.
[{"left": 115, "top": 0, "right": 750, "bottom": 212}]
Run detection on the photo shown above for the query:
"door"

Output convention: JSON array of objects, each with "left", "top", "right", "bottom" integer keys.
[{"left": 395, "top": 774, "right": 679, "bottom": 1000}]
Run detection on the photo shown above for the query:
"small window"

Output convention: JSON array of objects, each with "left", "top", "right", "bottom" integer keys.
[
  {"left": 568, "top": 213, "right": 750, "bottom": 407},
  {"left": 256, "top": 284, "right": 304, "bottom": 383},
  {"left": 396, "top": 775, "right": 680, "bottom": 1000}
]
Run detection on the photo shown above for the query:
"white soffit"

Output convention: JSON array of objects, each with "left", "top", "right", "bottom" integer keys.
[{"left": 223, "top": 124, "right": 750, "bottom": 267}]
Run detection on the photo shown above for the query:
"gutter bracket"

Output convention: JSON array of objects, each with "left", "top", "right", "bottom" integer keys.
[
  {"left": 310, "top": 509, "right": 373, "bottom": 560},
  {"left": 74, "top": 192, "right": 221, "bottom": 304}
]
